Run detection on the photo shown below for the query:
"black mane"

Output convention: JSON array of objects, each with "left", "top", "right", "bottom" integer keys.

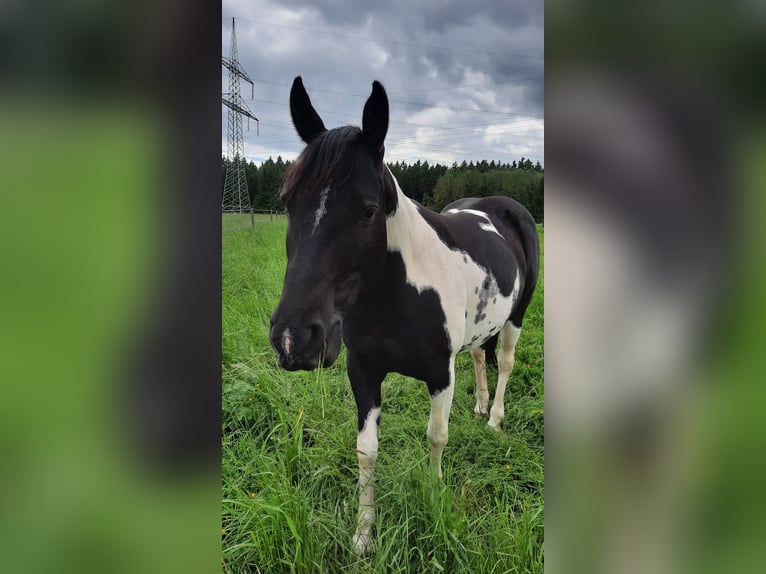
[{"left": 280, "top": 126, "right": 363, "bottom": 203}]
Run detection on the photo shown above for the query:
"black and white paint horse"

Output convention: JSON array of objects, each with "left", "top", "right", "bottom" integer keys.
[{"left": 270, "top": 77, "right": 540, "bottom": 554}]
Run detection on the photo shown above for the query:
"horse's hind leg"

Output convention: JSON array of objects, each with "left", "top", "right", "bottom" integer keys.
[
  {"left": 470, "top": 347, "right": 489, "bottom": 415},
  {"left": 488, "top": 321, "right": 521, "bottom": 430}
]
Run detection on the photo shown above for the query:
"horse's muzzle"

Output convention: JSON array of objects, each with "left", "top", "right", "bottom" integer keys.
[{"left": 269, "top": 316, "right": 342, "bottom": 371}]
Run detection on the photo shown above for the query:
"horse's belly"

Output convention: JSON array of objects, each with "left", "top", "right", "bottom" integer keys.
[
  {"left": 460, "top": 293, "right": 514, "bottom": 351},
  {"left": 451, "top": 267, "right": 522, "bottom": 352}
]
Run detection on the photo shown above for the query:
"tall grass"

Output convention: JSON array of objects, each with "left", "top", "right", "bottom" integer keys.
[{"left": 222, "top": 213, "right": 544, "bottom": 573}]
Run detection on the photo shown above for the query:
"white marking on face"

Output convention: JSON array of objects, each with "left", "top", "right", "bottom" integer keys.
[
  {"left": 282, "top": 328, "right": 293, "bottom": 355},
  {"left": 311, "top": 186, "right": 330, "bottom": 235},
  {"left": 445, "top": 208, "right": 504, "bottom": 238}
]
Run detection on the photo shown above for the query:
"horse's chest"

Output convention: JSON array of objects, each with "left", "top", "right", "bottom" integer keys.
[{"left": 343, "top": 252, "right": 453, "bottom": 375}]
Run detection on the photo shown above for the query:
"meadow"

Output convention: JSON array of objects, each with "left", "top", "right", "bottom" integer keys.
[{"left": 222, "top": 213, "right": 544, "bottom": 573}]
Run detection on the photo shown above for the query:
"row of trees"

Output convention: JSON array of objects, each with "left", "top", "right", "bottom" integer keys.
[{"left": 223, "top": 155, "right": 543, "bottom": 221}]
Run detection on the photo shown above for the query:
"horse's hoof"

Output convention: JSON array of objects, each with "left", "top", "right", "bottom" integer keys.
[
  {"left": 487, "top": 420, "right": 502, "bottom": 432},
  {"left": 351, "top": 532, "right": 374, "bottom": 555}
]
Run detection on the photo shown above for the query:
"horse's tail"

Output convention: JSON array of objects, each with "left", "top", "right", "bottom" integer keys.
[{"left": 507, "top": 206, "right": 540, "bottom": 328}]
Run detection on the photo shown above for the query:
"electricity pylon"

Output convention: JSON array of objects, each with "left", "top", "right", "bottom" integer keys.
[{"left": 222, "top": 17, "right": 258, "bottom": 213}]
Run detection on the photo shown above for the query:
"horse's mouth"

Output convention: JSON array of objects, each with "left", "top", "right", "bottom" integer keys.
[{"left": 278, "top": 354, "right": 322, "bottom": 371}]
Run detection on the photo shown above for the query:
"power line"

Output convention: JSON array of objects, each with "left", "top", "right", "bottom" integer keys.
[
  {"left": 388, "top": 97, "right": 543, "bottom": 119},
  {"left": 243, "top": 77, "right": 544, "bottom": 120},
  {"left": 232, "top": 114, "right": 544, "bottom": 161},
  {"left": 246, "top": 94, "right": 543, "bottom": 120},
  {"left": 242, "top": 120, "right": 544, "bottom": 157},
  {"left": 247, "top": 18, "right": 544, "bottom": 60},
  {"left": 248, "top": 117, "right": 543, "bottom": 138},
  {"left": 387, "top": 77, "right": 543, "bottom": 95},
  {"left": 248, "top": 76, "right": 542, "bottom": 96},
  {"left": 222, "top": 74, "right": 544, "bottom": 164}
]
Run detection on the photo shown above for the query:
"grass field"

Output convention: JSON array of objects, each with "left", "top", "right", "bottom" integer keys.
[{"left": 222, "top": 213, "right": 544, "bottom": 573}]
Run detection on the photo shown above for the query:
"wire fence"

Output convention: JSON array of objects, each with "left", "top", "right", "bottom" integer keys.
[
  {"left": 222, "top": 209, "right": 286, "bottom": 233},
  {"left": 223, "top": 209, "right": 541, "bottom": 233}
]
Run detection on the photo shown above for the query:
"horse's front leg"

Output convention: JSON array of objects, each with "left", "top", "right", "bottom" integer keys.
[
  {"left": 427, "top": 356, "right": 456, "bottom": 478},
  {"left": 348, "top": 353, "right": 384, "bottom": 555}
]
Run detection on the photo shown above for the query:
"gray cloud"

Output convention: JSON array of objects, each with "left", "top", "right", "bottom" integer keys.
[{"left": 222, "top": 0, "right": 543, "bottom": 166}]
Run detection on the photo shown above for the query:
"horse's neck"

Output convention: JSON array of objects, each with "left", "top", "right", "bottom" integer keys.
[{"left": 385, "top": 174, "right": 433, "bottom": 253}]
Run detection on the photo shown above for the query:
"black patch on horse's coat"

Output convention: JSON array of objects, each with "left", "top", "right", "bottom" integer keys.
[
  {"left": 381, "top": 167, "right": 398, "bottom": 215},
  {"left": 483, "top": 333, "right": 499, "bottom": 366},
  {"left": 343, "top": 251, "right": 452, "bottom": 402}
]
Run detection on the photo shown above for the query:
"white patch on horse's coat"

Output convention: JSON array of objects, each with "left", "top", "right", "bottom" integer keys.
[
  {"left": 311, "top": 186, "right": 330, "bottom": 235},
  {"left": 445, "top": 208, "right": 504, "bottom": 238},
  {"left": 385, "top": 169, "right": 518, "bottom": 354},
  {"left": 427, "top": 364, "right": 455, "bottom": 478},
  {"left": 282, "top": 328, "right": 293, "bottom": 355},
  {"left": 510, "top": 272, "right": 521, "bottom": 308},
  {"left": 353, "top": 407, "right": 380, "bottom": 555}
]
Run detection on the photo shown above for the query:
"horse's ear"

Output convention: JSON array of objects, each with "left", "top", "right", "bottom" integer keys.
[
  {"left": 290, "top": 76, "right": 326, "bottom": 144},
  {"left": 362, "top": 80, "right": 389, "bottom": 159}
]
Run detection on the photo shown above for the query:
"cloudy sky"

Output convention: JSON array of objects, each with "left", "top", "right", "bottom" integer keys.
[{"left": 222, "top": 0, "right": 543, "bottom": 167}]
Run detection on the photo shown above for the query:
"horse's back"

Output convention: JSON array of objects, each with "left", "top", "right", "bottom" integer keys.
[
  {"left": 439, "top": 196, "right": 534, "bottom": 268},
  {"left": 442, "top": 196, "right": 535, "bottom": 235}
]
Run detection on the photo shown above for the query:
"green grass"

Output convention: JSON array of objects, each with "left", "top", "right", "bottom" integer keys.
[{"left": 222, "top": 213, "right": 544, "bottom": 573}]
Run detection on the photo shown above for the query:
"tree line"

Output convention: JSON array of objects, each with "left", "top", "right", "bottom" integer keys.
[{"left": 223, "top": 155, "right": 543, "bottom": 221}]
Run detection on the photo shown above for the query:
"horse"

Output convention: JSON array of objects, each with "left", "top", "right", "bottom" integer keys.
[{"left": 269, "top": 76, "right": 540, "bottom": 555}]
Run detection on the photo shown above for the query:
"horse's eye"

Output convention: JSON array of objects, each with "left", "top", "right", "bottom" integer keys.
[{"left": 361, "top": 206, "right": 377, "bottom": 222}]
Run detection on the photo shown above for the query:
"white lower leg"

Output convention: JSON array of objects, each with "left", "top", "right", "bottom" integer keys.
[
  {"left": 428, "top": 364, "right": 455, "bottom": 478},
  {"left": 352, "top": 407, "right": 379, "bottom": 555},
  {"left": 471, "top": 348, "right": 489, "bottom": 415},
  {"left": 488, "top": 323, "right": 521, "bottom": 430}
]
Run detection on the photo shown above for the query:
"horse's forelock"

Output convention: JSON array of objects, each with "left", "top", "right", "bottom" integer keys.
[{"left": 280, "top": 126, "right": 364, "bottom": 204}]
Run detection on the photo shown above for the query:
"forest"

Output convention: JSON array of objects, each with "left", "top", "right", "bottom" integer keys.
[{"left": 223, "top": 155, "right": 544, "bottom": 221}]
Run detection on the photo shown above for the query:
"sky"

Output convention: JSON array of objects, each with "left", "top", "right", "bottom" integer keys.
[{"left": 222, "top": 0, "right": 543, "bottom": 167}]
